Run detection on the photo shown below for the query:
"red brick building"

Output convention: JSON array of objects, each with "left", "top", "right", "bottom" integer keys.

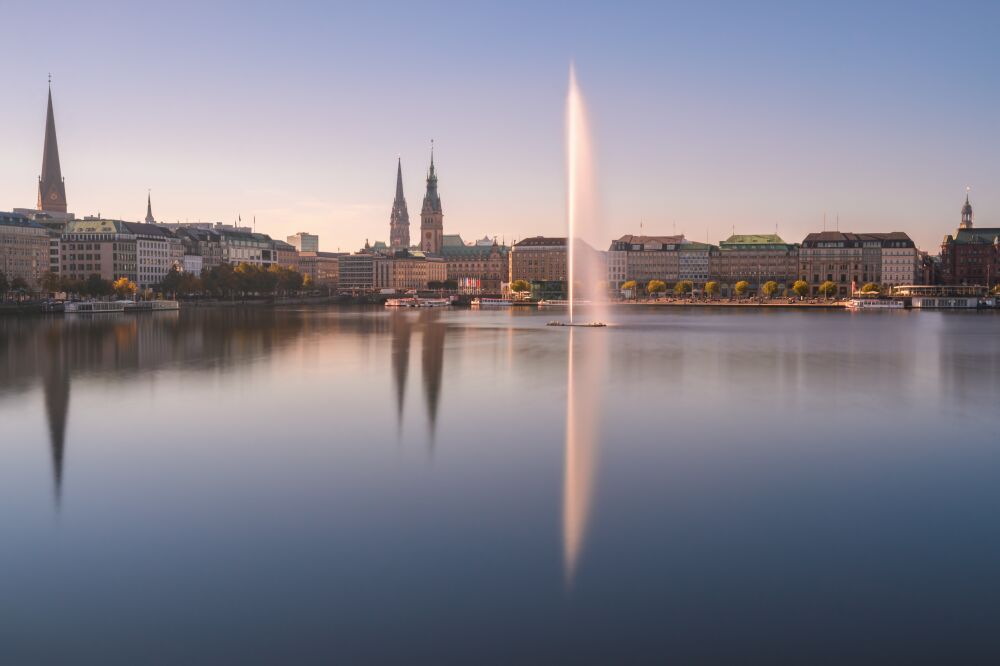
[{"left": 940, "top": 194, "right": 1000, "bottom": 287}]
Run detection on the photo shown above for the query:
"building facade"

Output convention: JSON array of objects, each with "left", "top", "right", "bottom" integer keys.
[
  {"left": 125, "top": 222, "right": 183, "bottom": 290},
  {"left": 286, "top": 232, "right": 319, "bottom": 254},
  {"left": 389, "top": 250, "right": 447, "bottom": 290},
  {"left": 297, "top": 252, "right": 344, "bottom": 288},
  {"left": 940, "top": 195, "right": 1000, "bottom": 287},
  {"left": 799, "top": 231, "right": 916, "bottom": 296},
  {"left": 219, "top": 230, "right": 277, "bottom": 267},
  {"left": 273, "top": 240, "right": 299, "bottom": 267},
  {"left": 606, "top": 235, "right": 708, "bottom": 290},
  {"left": 440, "top": 234, "right": 510, "bottom": 293},
  {"left": 709, "top": 234, "right": 799, "bottom": 294},
  {"left": 338, "top": 252, "right": 390, "bottom": 292},
  {"left": 510, "top": 236, "right": 568, "bottom": 284},
  {"left": 0, "top": 212, "right": 51, "bottom": 289},
  {"left": 174, "top": 228, "right": 224, "bottom": 271},
  {"left": 59, "top": 219, "right": 137, "bottom": 284}
]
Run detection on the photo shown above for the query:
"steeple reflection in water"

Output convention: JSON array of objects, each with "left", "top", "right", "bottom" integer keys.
[
  {"left": 562, "top": 326, "right": 607, "bottom": 586},
  {"left": 42, "top": 326, "right": 70, "bottom": 506},
  {"left": 389, "top": 309, "right": 447, "bottom": 451}
]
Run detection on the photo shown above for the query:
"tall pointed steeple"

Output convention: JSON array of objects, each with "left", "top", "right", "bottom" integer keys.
[
  {"left": 420, "top": 141, "right": 443, "bottom": 254},
  {"left": 389, "top": 158, "right": 410, "bottom": 249},
  {"left": 38, "top": 77, "right": 68, "bottom": 213},
  {"left": 145, "top": 190, "right": 155, "bottom": 224}
]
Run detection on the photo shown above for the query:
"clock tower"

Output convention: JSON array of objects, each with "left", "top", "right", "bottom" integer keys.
[
  {"left": 37, "top": 79, "right": 67, "bottom": 214},
  {"left": 420, "top": 142, "right": 443, "bottom": 254}
]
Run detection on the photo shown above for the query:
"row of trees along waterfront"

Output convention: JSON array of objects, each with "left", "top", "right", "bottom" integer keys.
[
  {"left": 26, "top": 263, "right": 311, "bottom": 300},
  {"left": 622, "top": 279, "right": 850, "bottom": 300}
]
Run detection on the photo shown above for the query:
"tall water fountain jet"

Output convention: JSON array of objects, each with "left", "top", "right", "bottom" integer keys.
[{"left": 564, "top": 64, "right": 608, "bottom": 326}]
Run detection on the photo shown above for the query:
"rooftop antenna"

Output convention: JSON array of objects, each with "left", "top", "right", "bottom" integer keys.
[
  {"left": 823, "top": 212, "right": 827, "bottom": 231},
  {"left": 836, "top": 213, "right": 839, "bottom": 231}
]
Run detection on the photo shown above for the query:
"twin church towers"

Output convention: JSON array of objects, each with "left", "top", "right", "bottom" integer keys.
[{"left": 389, "top": 144, "right": 443, "bottom": 253}]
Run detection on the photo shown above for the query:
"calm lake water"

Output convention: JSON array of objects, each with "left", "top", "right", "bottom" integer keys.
[{"left": 2, "top": 306, "right": 1000, "bottom": 663}]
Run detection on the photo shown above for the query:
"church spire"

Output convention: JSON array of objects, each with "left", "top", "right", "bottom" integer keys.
[
  {"left": 38, "top": 77, "right": 68, "bottom": 213},
  {"left": 145, "top": 190, "right": 155, "bottom": 224},
  {"left": 389, "top": 157, "right": 411, "bottom": 249}
]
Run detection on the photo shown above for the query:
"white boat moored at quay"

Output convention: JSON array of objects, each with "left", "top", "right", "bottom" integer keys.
[
  {"left": 123, "top": 300, "right": 180, "bottom": 312},
  {"left": 538, "top": 299, "right": 594, "bottom": 307},
  {"left": 471, "top": 298, "right": 513, "bottom": 307},
  {"left": 64, "top": 300, "right": 127, "bottom": 314},
  {"left": 385, "top": 297, "right": 452, "bottom": 308},
  {"left": 845, "top": 298, "right": 904, "bottom": 310}
]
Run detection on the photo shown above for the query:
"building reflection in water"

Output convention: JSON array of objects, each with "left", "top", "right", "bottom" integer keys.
[
  {"left": 562, "top": 326, "right": 607, "bottom": 586},
  {"left": 421, "top": 311, "right": 445, "bottom": 444},
  {"left": 389, "top": 309, "right": 447, "bottom": 451},
  {"left": 0, "top": 310, "right": 320, "bottom": 509},
  {"left": 390, "top": 311, "right": 413, "bottom": 433}
]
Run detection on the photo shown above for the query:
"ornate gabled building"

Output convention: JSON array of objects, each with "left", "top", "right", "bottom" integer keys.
[
  {"left": 38, "top": 82, "right": 68, "bottom": 214},
  {"left": 389, "top": 158, "right": 410, "bottom": 250},
  {"left": 419, "top": 145, "right": 444, "bottom": 255},
  {"left": 440, "top": 234, "right": 510, "bottom": 293},
  {"left": 941, "top": 193, "right": 1000, "bottom": 287}
]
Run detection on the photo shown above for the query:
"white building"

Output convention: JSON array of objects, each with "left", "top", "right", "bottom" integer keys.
[{"left": 125, "top": 222, "right": 183, "bottom": 290}]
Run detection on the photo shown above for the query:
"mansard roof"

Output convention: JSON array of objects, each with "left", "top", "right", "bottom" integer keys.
[
  {"left": 0, "top": 211, "right": 45, "bottom": 229},
  {"left": 514, "top": 236, "right": 567, "bottom": 247},
  {"left": 949, "top": 228, "right": 1000, "bottom": 244},
  {"left": 801, "top": 231, "right": 914, "bottom": 248}
]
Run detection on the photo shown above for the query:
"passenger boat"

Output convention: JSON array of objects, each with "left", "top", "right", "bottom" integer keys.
[
  {"left": 64, "top": 300, "right": 127, "bottom": 314},
  {"left": 471, "top": 298, "right": 513, "bottom": 307},
  {"left": 384, "top": 297, "right": 452, "bottom": 308},
  {"left": 124, "top": 300, "right": 180, "bottom": 312},
  {"left": 845, "top": 298, "right": 904, "bottom": 310},
  {"left": 538, "top": 299, "right": 595, "bottom": 307}
]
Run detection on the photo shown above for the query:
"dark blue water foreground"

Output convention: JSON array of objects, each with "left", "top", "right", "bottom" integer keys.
[{"left": 2, "top": 307, "right": 999, "bottom": 664}]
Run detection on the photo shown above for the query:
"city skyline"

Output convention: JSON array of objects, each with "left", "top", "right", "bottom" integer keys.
[{"left": 2, "top": 2, "right": 999, "bottom": 253}]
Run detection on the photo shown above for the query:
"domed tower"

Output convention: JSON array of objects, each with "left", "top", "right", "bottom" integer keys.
[{"left": 961, "top": 190, "right": 974, "bottom": 230}]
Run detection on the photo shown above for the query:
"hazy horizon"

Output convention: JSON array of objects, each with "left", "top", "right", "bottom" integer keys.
[{"left": 2, "top": 1, "right": 998, "bottom": 253}]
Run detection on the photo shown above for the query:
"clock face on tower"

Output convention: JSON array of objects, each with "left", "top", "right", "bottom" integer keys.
[{"left": 49, "top": 192, "right": 58, "bottom": 201}]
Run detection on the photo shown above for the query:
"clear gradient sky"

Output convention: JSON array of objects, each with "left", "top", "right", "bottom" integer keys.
[{"left": 1, "top": 1, "right": 998, "bottom": 252}]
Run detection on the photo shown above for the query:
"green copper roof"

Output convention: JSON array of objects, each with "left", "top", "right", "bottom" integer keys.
[
  {"left": 950, "top": 228, "right": 1000, "bottom": 244},
  {"left": 719, "top": 233, "right": 797, "bottom": 251}
]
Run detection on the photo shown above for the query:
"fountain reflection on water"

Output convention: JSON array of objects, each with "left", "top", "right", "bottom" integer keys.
[{"left": 562, "top": 324, "right": 608, "bottom": 586}]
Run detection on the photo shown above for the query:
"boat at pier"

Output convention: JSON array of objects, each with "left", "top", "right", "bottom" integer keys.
[
  {"left": 471, "top": 298, "right": 513, "bottom": 307},
  {"left": 845, "top": 298, "right": 904, "bottom": 310},
  {"left": 64, "top": 300, "right": 127, "bottom": 314},
  {"left": 385, "top": 297, "right": 452, "bottom": 308},
  {"left": 124, "top": 300, "right": 180, "bottom": 312}
]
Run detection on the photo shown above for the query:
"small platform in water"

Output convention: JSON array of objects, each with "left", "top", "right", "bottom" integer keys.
[{"left": 546, "top": 321, "right": 607, "bottom": 327}]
